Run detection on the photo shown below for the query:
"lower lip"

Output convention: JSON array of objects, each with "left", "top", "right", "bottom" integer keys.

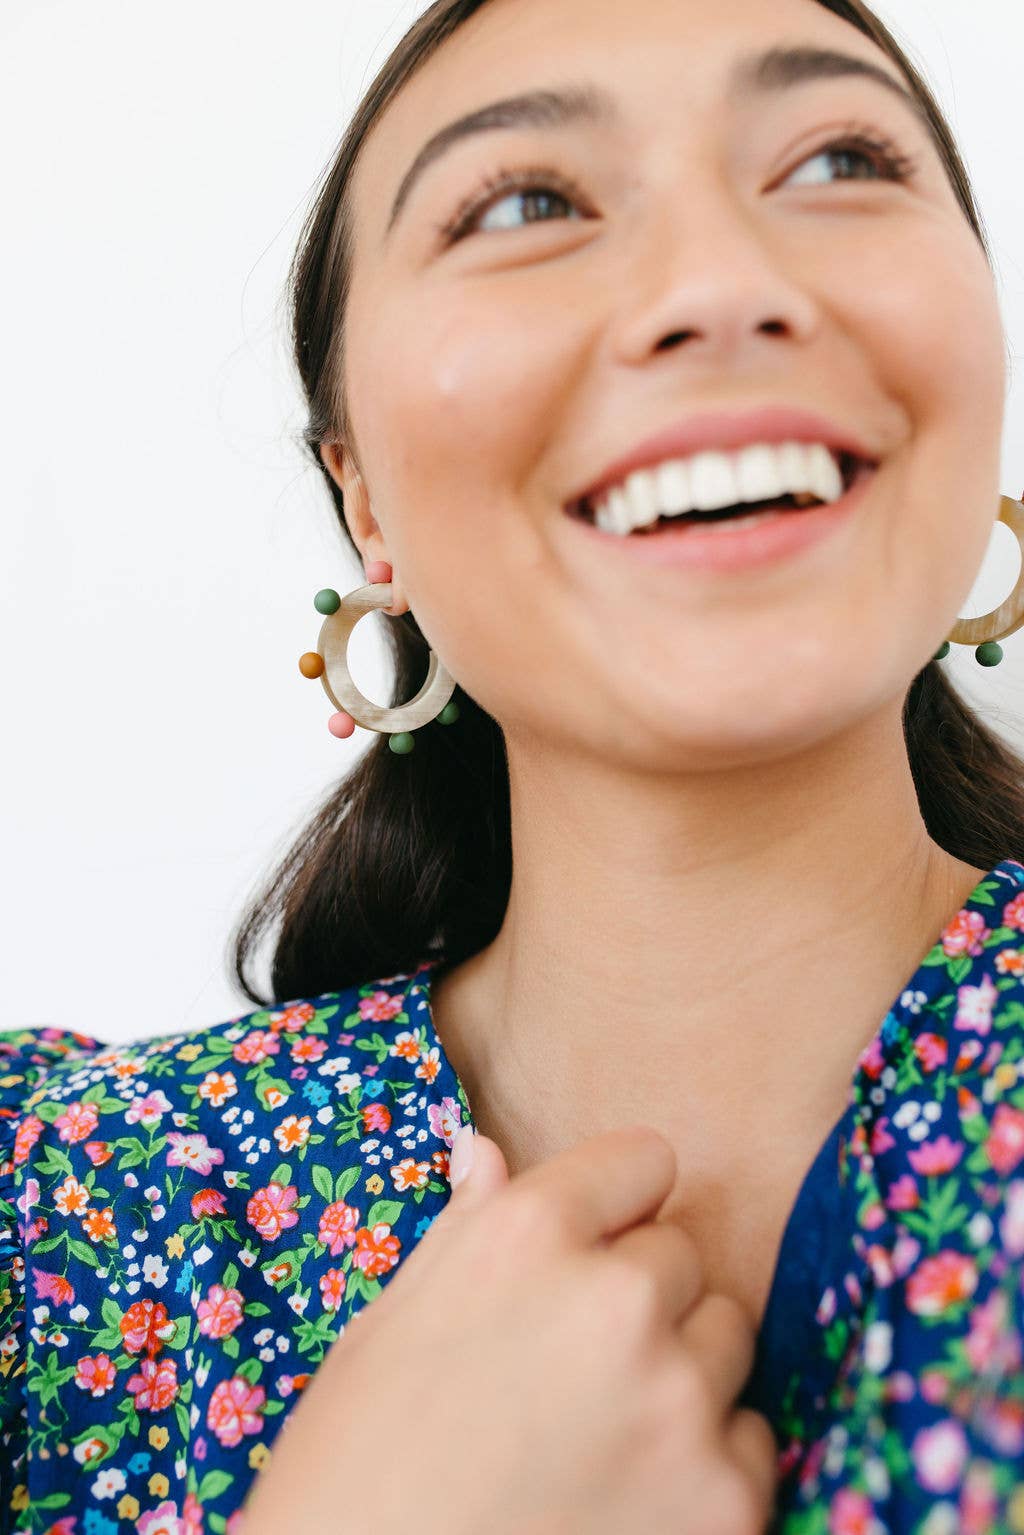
[{"left": 565, "top": 464, "right": 876, "bottom": 572}]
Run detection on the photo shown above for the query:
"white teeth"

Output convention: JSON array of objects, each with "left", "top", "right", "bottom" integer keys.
[{"left": 589, "top": 440, "right": 848, "bottom": 535}]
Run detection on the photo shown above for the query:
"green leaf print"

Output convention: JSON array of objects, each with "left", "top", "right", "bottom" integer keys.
[
  {"left": 311, "top": 1163, "right": 334, "bottom": 1201},
  {"left": 197, "top": 1469, "right": 234, "bottom": 1503},
  {"left": 366, "top": 1200, "right": 404, "bottom": 1227}
]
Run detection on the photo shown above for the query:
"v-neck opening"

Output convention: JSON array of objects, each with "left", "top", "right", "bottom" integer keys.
[{"left": 406, "top": 856, "right": 1024, "bottom": 1442}]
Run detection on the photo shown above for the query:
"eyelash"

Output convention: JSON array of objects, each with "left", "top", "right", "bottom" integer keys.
[{"left": 434, "top": 124, "right": 920, "bottom": 246}]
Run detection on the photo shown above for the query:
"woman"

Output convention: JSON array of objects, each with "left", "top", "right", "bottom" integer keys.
[{"left": 4, "top": 0, "right": 1024, "bottom": 1529}]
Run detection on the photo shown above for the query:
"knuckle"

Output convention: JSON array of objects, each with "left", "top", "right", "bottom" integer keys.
[
  {"left": 496, "top": 1183, "right": 565, "bottom": 1249},
  {"left": 656, "top": 1351, "right": 711, "bottom": 1423},
  {"left": 592, "top": 1256, "right": 662, "bottom": 1336}
]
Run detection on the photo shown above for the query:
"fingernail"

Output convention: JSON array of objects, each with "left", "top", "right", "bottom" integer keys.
[{"left": 449, "top": 1126, "right": 475, "bottom": 1188}]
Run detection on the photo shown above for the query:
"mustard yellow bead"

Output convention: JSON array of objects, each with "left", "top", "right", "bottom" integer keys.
[{"left": 299, "top": 652, "right": 325, "bottom": 679}]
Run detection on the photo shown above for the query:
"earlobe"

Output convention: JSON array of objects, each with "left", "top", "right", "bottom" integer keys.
[{"left": 317, "top": 442, "right": 409, "bottom": 618}]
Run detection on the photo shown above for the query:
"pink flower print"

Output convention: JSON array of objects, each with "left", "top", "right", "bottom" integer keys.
[
  {"left": 138, "top": 1502, "right": 183, "bottom": 1535},
  {"left": 908, "top": 1135, "right": 965, "bottom": 1175},
  {"left": 891, "top": 1231, "right": 921, "bottom": 1279},
  {"left": 53, "top": 1101, "right": 99, "bottom": 1144},
  {"left": 83, "top": 1140, "right": 112, "bottom": 1166},
  {"left": 869, "top": 1117, "right": 896, "bottom": 1155},
  {"left": 75, "top": 1353, "right": 117, "bottom": 1396},
  {"left": 207, "top": 1375, "right": 266, "bottom": 1447},
  {"left": 232, "top": 1029, "right": 280, "bottom": 1064},
  {"left": 974, "top": 1397, "right": 1024, "bottom": 1456},
  {"left": 166, "top": 1132, "right": 225, "bottom": 1175},
  {"left": 1004, "top": 891, "right": 1024, "bottom": 932},
  {"left": 191, "top": 1187, "right": 227, "bottom": 1220},
  {"left": 352, "top": 1222, "right": 401, "bottom": 1279},
  {"left": 15, "top": 1176, "right": 39, "bottom": 1221},
  {"left": 124, "top": 1090, "right": 173, "bottom": 1127},
  {"left": 1001, "top": 1181, "right": 1024, "bottom": 1257},
  {"left": 912, "top": 1419, "right": 968, "bottom": 1493},
  {"left": 270, "top": 1001, "right": 316, "bottom": 1034},
  {"left": 961, "top": 1462, "right": 1000, "bottom": 1535},
  {"left": 920, "top": 1368, "right": 950, "bottom": 1403},
  {"left": 913, "top": 1032, "right": 948, "bottom": 1072},
  {"left": 981, "top": 1041, "right": 1004, "bottom": 1075},
  {"left": 359, "top": 989, "right": 403, "bottom": 1024},
  {"left": 906, "top": 1251, "right": 978, "bottom": 1317},
  {"left": 858, "top": 1035, "right": 885, "bottom": 1081},
  {"left": 965, "top": 1289, "right": 1022, "bottom": 1375},
  {"left": 986, "top": 1103, "right": 1024, "bottom": 1177},
  {"left": 954, "top": 1039, "right": 984, "bottom": 1073},
  {"left": 319, "top": 1268, "right": 346, "bottom": 1312},
  {"left": 127, "top": 1355, "right": 179, "bottom": 1412},
  {"left": 828, "top": 1487, "right": 874, "bottom": 1534},
  {"left": 197, "top": 1283, "right": 245, "bottom": 1340},
  {"left": 942, "top": 908, "right": 991, "bottom": 959},
  {"left": 954, "top": 972, "right": 998, "bottom": 1035},
  {"left": 361, "top": 1100, "right": 391, "bottom": 1134},
  {"left": 317, "top": 1200, "right": 359, "bottom": 1257},
  {"left": 427, "top": 1097, "right": 464, "bottom": 1146},
  {"left": 33, "top": 1270, "right": 75, "bottom": 1306},
  {"left": 182, "top": 1491, "right": 204, "bottom": 1535},
  {"left": 886, "top": 1175, "right": 920, "bottom": 1211},
  {"left": 289, "top": 1035, "right": 327, "bottom": 1063},
  {"left": 246, "top": 1181, "right": 299, "bottom": 1240},
  {"left": 12, "top": 1114, "right": 43, "bottom": 1166}
]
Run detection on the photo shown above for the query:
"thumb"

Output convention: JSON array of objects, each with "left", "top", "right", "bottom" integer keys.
[{"left": 447, "top": 1125, "right": 509, "bottom": 1205}]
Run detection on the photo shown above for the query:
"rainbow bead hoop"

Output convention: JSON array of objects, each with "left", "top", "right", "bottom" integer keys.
[
  {"left": 299, "top": 582, "right": 459, "bottom": 754},
  {"left": 934, "top": 494, "right": 1024, "bottom": 667}
]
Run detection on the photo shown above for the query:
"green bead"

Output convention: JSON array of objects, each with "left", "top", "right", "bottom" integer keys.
[
  {"left": 389, "top": 732, "right": 415, "bottom": 754},
  {"left": 314, "top": 588, "right": 341, "bottom": 615},
  {"left": 976, "top": 641, "right": 1004, "bottom": 667},
  {"left": 933, "top": 641, "right": 950, "bottom": 661},
  {"left": 436, "top": 700, "right": 460, "bottom": 726}
]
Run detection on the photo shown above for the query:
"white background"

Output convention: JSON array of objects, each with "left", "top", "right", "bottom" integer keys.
[{"left": 4, "top": 1, "right": 1024, "bottom": 1042}]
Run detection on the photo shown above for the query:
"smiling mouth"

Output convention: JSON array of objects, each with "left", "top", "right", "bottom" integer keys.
[{"left": 565, "top": 449, "right": 872, "bottom": 528}]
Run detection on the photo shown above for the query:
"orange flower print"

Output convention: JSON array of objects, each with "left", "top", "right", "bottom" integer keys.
[
  {"left": 13, "top": 1114, "right": 43, "bottom": 1166},
  {"left": 198, "top": 1071, "right": 238, "bottom": 1108},
  {"left": 191, "top": 1187, "right": 227, "bottom": 1220},
  {"left": 941, "top": 908, "right": 990, "bottom": 958},
  {"left": 986, "top": 1103, "right": 1024, "bottom": 1177},
  {"left": 33, "top": 1270, "right": 75, "bottom": 1307},
  {"left": 414, "top": 1046, "right": 442, "bottom": 1086},
  {"left": 392, "top": 1030, "right": 421, "bottom": 1063},
  {"left": 352, "top": 1222, "right": 401, "bottom": 1279},
  {"left": 83, "top": 1140, "right": 112, "bottom": 1166},
  {"left": 246, "top": 1181, "right": 300, "bottom": 1240},
  {"left": 390, "top": 1158, "right": 431, "bottom": 1192},
  {"left": 121, "top": 1299, "right": 176, "bottom": 1357},
  {"left": 269, "top": 1001, "right": 316, "bottom": 1035},
  {"left": 995, "top": 948, "right": 1024, "bottom": 976},
  {"left": 905, "top": 1250, "right": 978, "bottom": 1317},
  {"left": 81, "top": 1207, "right": 116, "bottom": 1242},
  {"left": 272, "top": 1114, "right": 312, "bottom": 1153},
  {"left": 53, "top": 1175, "right": 91, "bottom": 1217}
]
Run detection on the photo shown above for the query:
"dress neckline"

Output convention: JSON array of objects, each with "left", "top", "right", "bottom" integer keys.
[{"left": 405, "top": 856, "right": 1024, "bottom": 1431}]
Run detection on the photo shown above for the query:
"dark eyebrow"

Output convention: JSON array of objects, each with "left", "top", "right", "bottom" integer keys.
[{"left": 384, "top": 44, "right": 931, "bottom": 238}]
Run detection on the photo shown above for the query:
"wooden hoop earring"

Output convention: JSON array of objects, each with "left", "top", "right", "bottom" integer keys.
[{"left": 936, "top": 494, "right": 1024, "bottom": 667}]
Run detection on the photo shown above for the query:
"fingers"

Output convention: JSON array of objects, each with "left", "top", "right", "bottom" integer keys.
[
  {"left": 604, "top": 1219, "right": 704, "bottom": 1325},
  {"left": 513, "top": 1123, "right": 679, "bottom": 1248},
  {"left": 675, "top": 1291, "right": 759, "bottom": 1417},
  {"left": 723, "top": 1407, "right": 781, "bottom": 1518}
]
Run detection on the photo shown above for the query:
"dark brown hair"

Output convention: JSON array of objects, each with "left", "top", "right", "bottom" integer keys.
[{"left": 230, "top": 0, "right": 1024, "bottom": 1007}]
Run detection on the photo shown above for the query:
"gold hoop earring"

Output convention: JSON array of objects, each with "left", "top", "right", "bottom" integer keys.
[
  {"left": 298, "top": 582, "right": 460, "bottom": 755},
  {"left": 935, "top": 494, "right": 1024, "bottom": 667}
]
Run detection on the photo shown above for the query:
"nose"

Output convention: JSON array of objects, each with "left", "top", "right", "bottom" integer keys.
[{"left": 608, "top": 180, "right": 823, "bottom": 370}]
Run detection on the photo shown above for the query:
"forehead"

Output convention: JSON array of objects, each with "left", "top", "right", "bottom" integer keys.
[{"left": 349, "top": 0, "right": 898, "bottom": 240}]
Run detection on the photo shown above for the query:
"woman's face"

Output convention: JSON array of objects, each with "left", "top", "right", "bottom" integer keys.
[{"left": 327, "top": 0, "right": 1006, "bottom": 772}]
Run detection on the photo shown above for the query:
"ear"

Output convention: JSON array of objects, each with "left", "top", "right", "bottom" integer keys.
[{"left": 319, "top": 442, "right": 409, "bottom": 616}]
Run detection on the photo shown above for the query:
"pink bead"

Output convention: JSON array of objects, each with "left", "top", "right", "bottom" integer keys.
[
  {"left": 365, "top": 559, "right": 393, "bottom": 586},
  {"left": 328, "top": 711, "right": 356, "bottom": 739}
]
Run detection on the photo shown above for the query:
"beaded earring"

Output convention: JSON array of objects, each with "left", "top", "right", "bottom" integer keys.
[
  {"left": 298, "top": 580, "right": 459, "bottom": 754},
  {"left": 933, "top": 494, "right": 1024, "bottom": 666}
]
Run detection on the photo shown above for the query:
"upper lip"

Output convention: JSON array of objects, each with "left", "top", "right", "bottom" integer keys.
[{"left": 566, "top": 404, "right": 881, "bottom": 509}]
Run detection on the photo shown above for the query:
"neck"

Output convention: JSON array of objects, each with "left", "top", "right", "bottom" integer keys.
[{"left": 429, "top": 695, "right": 989, "bottom": 1174}]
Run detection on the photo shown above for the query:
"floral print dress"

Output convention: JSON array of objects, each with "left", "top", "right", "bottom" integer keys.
[{"left": 4, "top": 859, "right": 1024, "bottom": 1534}]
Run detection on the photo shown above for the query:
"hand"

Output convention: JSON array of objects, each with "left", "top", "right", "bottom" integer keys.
[{"left": 243, "top": 1123, "right": 778, "bottom": 1534}]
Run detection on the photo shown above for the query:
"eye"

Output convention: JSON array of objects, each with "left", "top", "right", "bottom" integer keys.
[{"left": 435, "top": 124, "right": 919, "bottom": 246}]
